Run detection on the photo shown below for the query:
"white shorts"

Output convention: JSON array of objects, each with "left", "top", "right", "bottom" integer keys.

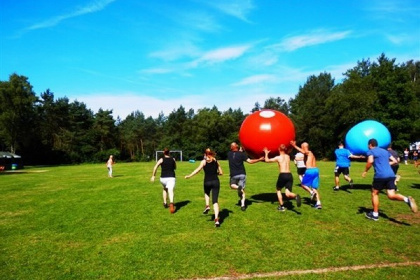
[{"left": 160, "top": 177, "right": 176, "bottom": 190}]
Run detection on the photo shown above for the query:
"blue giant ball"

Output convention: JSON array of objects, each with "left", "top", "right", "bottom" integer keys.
[{"left": 345, "top": 120, "right": 391, "bottom": 155}]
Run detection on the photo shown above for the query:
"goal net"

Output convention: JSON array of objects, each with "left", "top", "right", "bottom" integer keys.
[{"left": 155, "top": 150, "right": 183, "bottom": 162}]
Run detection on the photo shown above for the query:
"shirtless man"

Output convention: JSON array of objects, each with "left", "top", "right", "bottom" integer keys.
[
  {"left": 290, "top": 141, "right": 322, "bottom": 209},
  {"left": 264, "top": 145, "right": 301, "bottom": 211}
]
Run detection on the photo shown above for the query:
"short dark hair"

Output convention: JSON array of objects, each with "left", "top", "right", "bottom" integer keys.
[
  {"left": 163, "top": 148, "right": 170, "bottom": 155},
  {"left": 368, "top": 138, "right": 378, "bottom": 147}
]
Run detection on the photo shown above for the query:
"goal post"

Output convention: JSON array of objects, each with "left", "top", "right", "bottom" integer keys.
[{"left": 155, "top": 150, "right": 183, "bottom": 162}]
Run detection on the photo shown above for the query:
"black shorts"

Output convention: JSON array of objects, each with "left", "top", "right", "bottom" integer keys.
[
  {"left": 297, "top": 167, "right": 306, "bottom": 176},
  {"left": 334, "top": 166, "right": 349, "bottom": 176},
  {"left": 372, "top": 177, "right": 396, "bottom": 191},
  {"left": 276, "top": 173, "right": 293, "bottom": 191},
  {"left": 204, "top": 179, "right": 220, "bottom": 204},
  {"left": 391, "top": 165, "right": 399, "bottom": 175}
]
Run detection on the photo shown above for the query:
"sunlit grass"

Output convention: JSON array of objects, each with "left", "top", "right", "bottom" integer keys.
[{"left": 1, "top": 161, "right": 419, "bottom": 279}]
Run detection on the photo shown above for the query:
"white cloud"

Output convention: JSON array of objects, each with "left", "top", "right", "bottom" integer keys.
[
  {"left": 202, "top": 0, "right": 255, "bottom": 22},
  {"left": 190, "top": 45, "right": 252, "bottom": 67},
  {"left": 233, "top": 74, "right": 277, "bottom": 86},
  {"left": 25, "top": 0, "right": 117, "bottom": 31},
  {"left": 273, "top": 30, "right": 352, "bottom": 52}
]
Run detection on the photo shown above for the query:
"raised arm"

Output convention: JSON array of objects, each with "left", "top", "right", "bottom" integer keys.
[
  {"left": 263, "top": 148, "right": 277, "bottom": 163},
  {"left": 185, "top": 160, "right": 206, "bottom": 179}
]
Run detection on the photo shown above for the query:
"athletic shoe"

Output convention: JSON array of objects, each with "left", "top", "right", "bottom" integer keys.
[
  {"left": 408, "top": 196, "right": 418, "bottom": 213},
  {"left": 169, "top": 203, "right": 175, "bottom": 214},
  {"left": 333, "top": 186, "right": 340, "bottom": 191},
  {"left": 365, "top": 211, "right": 379, "bottom": 221},
  {"left": 277, "top": 205, "right": 286, "bottom": 212},
  {"left": 314, "top": 203, "right": 322, "bottom": 209},
  {"left": 163, "top": 203, "right": 168, "bottom": 208},
  {"left": 241, "top": 205, "right": 246, "bottom": 211},
  {"left": 349, "top": 179, "right": 354, "bottom": 188},
  {"left": 215, "top": 219, "right": 220, "bottom": 227},
  {"left": 296, "top": 194, "right": 302, "bottom": 207},
  {"left": 203, "top": 206, "right": 211, "bottom": 214}
]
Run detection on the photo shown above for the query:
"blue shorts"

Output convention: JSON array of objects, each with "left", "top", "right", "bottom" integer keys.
[{"left": 302, "top": 168, "right": 320, "bottom": 189}]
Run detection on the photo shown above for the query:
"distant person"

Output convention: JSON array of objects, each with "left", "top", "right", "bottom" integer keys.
[
  {"left": 362, "top": 139, "right": 417, "bottom": 221},
  {"left": 106, "top": 155, "right": 114, "bottom": 178},
  {"left": 264, "top": 145, "right": 301, "bottom": 211},
  {"left": 151, "top": 148, "right": 177, "bottom": 214},
  {"left": 413, "top": 150, "right": 418, "bottom": 166},
  {"left": 185, "top": 148, "right": 223, "bottom": 227},
  {"left": 290, "top": 141, "right": 322, "bottom": 209},
  {"left": 333, "top": 141, "right": 364, "bottom": 191},
  {"left": 227, "top": 142, "right": 264, "bottom": 211},
  {"left": 387, "top": 144, "right": 401, "bottom": 188},
  {"left": 294, "top": 152, "right": 306, "bottom": 182},
  {"left": 403, "top": 148, "right": 409, "bottom": 165}
]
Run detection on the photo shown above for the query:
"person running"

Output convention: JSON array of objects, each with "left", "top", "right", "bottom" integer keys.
[
  {"left": 294, "top": 151, "right": 306, "bottom": 183},
  {"left": 333, "top": 141, "right": 364, "bottom": 191},
  {"left": 185, "top": 148, "right": 223, "bottom": 227},
  {"left": 290, "top": 141, "right": 322, "bottom": 209},
  {"left": 227, "top": 142, "right": 264, "bottom": 211},
  {"left": 362, "top": 138, "right": 417, "bottom": 221},
  {"left": 264, "top": 145, "right": 301, "bottom": 211},
  {"left": 106, "top": 155, "right": 114, "bottom": 178},
  {"left": 151, "top": 148, "right": 177, "bottom": 214}
]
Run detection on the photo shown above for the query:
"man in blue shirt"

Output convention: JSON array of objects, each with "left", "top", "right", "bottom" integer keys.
[
  {"left": 333, "top": 141, "right": 364, "bottom": 191},
  {"left": 362, "top": 138, "right": 417, "bottom": 221}
]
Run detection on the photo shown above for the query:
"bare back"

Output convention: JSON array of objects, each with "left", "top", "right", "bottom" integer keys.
[
  {"left": 276, "top": 153, "right": 291, "bottom": 173},
  {"left": 305, "top": 151, "right": 316, "bottom": 168}
]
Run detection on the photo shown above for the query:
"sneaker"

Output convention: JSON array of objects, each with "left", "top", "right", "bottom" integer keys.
[
  {"left": 241, "top": 205, "right": 246, "bottom": 211},
  {"left": 333, "top": 186, "right": 340, "bottom": 191},
  {"left": 365, "top": 211, "right": 379, "bottom": 221},
  {"left": 349, "top": 179, "right": 354, "bottom": 188},
  {"left": 163, "top": 203, "right": 168, "bottom": 208},
  {"left": 214, "top": 219, "right": 220, "bottom": 227},
  {"left": 296, "top": 194, "right": 302, "bottom": 207},
  {"left": 314, "top": 203, "right": 322, "bottom": 209},
  {"left": 277, "top": 205, "right": 286, "bottom": 212},
  {"left": 169, "top": 203, "right": 175, "bottom": 214},
  {"left": 408, "top": 196, "right": 418, "bottom": 213},
  {"left": 203, "top": 206, "right": 211, "bottom": 214}
]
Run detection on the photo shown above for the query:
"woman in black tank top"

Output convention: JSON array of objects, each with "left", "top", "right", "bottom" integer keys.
[
  {"left": 151, "top": 148, "right": 177, "bottom": 213},
  {"left": 185, "top": 148, "right": 223, "bottom": 227}
]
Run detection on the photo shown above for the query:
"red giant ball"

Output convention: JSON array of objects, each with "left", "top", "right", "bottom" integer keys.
[{"left": 239, "top": 110, "right": 295, "bottom": 159}]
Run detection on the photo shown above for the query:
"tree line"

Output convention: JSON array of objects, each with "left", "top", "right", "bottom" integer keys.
[{"left": 1, "top": 54, "right": 419, "bottom": 165}]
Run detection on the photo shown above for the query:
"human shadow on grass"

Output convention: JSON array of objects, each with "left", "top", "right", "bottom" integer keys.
[
  {"left": 343, "top": 184, "right": 372, "bottom": 191},
  {"left": 174, "top": 200, "right": 191, "bottom": 213},
  {"left": 251, "top": 193, "right": 302, "bottom": 215},
  {"left": 357, "top": 206, "right": 411, "bottom": 226},
  {"left": 210, "top": 208, "right": 233, "bottom": 226},
  {"left": 411, "top": 183, "right": 420, "bottom": 190}
]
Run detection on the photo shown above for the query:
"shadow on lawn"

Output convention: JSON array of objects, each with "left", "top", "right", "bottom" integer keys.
[
  {"left": 357, "top": 206, "right": 411, "bottom": 226},
  {"left": 251, "top": 193, "right": 302, "bottom": 215},
  {"left": 411, "top": 183, "right": 420, "bottom": 190},
  {"left": 174, "top": 200, "right": 191, "bottom": 213},
  {"left": 211, "top": 208, "right": 233, "bottom": 226}
]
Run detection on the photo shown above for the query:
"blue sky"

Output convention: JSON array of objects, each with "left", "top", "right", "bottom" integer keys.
[{"left": 1, "top": 0, "right": 419, "bottom": 119}]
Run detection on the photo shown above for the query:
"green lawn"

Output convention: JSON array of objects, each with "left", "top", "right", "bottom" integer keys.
[{"left": 1, "top": 160, "right": 419, "bottom": 279}]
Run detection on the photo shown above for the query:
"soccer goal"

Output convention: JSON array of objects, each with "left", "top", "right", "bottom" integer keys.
[{"left": 155, "top": 150, "right": 183, "bottom": 162}]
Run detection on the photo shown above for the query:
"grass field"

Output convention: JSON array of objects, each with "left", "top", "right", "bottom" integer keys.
[{"left": 1, "top": 160, "right": 419, "bottom": 279}]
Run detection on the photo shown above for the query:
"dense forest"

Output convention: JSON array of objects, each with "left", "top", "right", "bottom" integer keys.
[{"left": 1, "top": 54, "right": 419, "bottom": 165}]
